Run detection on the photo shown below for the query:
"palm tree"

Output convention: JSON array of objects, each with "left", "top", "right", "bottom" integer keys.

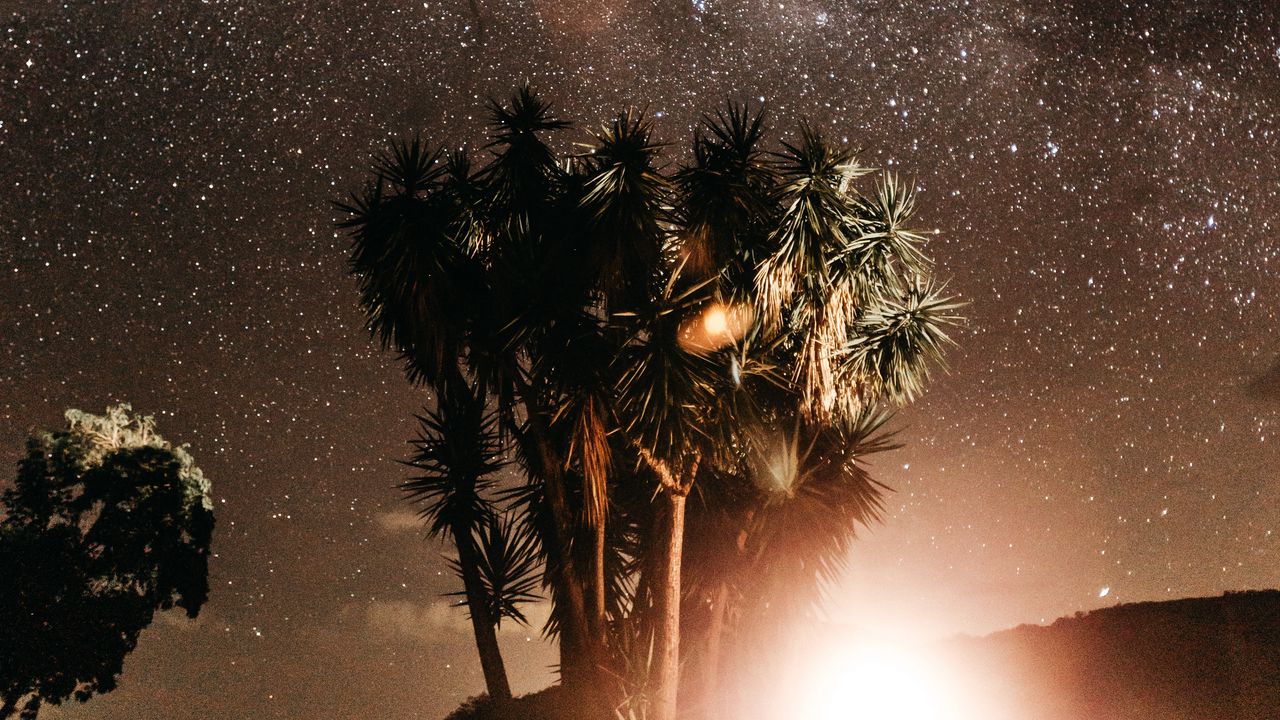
[
  {"left": 401, "top": 383, "right": 541, "bottom": 700},
  {"left": 340, "top": 89, "right": 960, "bottom": 719},
  {"left": 604, "top": 108, "right": 958, "bottom": 719},
  {"left": 342, "top": 90, "right": 645, "bottom": 695}
]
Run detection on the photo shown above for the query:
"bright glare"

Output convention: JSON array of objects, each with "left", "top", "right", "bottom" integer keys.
[
  {"left": 679, "top": 302, "right": 753, "bottom": 353},
  {"left": 704, "top": 306, "right": 730, "bottom": 337},
  {"left": 790, "top": 638, "right": 962, "bottom": 720}
]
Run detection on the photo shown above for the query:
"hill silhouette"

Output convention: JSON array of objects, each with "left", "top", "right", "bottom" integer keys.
[
  {"left": 442, "top": 590, "right": 1280, "bottom": 720},
  {"left": 947, "top": 589, "right": 1280, "bottom": 719}
]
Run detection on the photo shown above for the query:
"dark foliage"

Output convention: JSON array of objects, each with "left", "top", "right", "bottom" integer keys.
[
  {"left": 341, "top": 88, "right": 960, "bottom": 716},
  {"left": 0, "top": 405, "right": 214, "bottom": 719}
]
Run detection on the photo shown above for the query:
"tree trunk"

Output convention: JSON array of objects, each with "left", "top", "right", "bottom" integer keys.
[
  {"left": 589, "top": 514, "right": 607, "bottom": 641},
  {"left": 453, "top": 523, "right": 512, "bottom": 700},
  {"left": 698, "top": 581, "right": 731, "bottom": 716},
  {"left": 534, "top": 438, "right": 599, "bottom": 686},
  {"left": 651, "top": 488, "right": 687, "bottom": 720},
  {"left": 511, "top": 373, "right": 608, "bottom": 699}
]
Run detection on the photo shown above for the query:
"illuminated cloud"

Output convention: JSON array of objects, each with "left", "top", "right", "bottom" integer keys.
[
  {"left": 358, "top": 600, "right": 471, "bottom": 643},
  {"left": 373, "top": 508, "right": 423, "bottom": 534}
]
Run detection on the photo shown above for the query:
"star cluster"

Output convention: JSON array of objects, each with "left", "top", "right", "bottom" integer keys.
[{"left": 1, "top": 1, "right": 1277, "bottom": 718}]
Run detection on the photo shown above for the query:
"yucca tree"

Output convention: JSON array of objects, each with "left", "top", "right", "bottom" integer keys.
[
  {"left": 342, "top": 89, "right": 616, "bottom": 695},
  {"left": 401, "top": 383, "right": 540, "bottom": 700},
  {"left": 340, "top": 89, "right": 960, "bottom": 720}
]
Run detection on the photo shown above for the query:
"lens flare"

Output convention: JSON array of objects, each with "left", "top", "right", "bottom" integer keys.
[
  {"left": 704, "top": 306, "right": 730, "bottom": 337},
  {"left": 787, "top": 636, "right": 964, "bottom": 720},
  {"left": 678, "top": 302, "right": 753, "bottom": 353}
]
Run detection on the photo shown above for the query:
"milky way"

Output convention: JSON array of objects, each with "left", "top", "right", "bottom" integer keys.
[{"left": 1, "top": 2, "right": 1278, "bottom": 718}]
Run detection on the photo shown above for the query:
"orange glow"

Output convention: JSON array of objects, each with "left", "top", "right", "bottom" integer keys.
[
  {"left": 679, "top": 302, "right": 753, "bottom": 353},
  {"left": 704, "top": 306, "right": 730, "bottom": 337},
  {"left": 778, "top": 630, "right": 974, "bottom": 720}
]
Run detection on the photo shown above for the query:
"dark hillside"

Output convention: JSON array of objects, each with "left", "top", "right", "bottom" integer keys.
[{"left": 950, "top": 590, "right": 1280, "bottom": 719}]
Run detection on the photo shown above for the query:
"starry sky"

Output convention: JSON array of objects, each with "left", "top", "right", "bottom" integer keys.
[{"left": 2, "top": 1, "right": 1278, "bottom": 718}]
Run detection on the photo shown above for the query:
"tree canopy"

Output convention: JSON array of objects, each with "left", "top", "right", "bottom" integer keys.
[
  {"left": 340, "top": 88, "right": 960, "bottom": 719},
  {"left": 0, "top": 405, "right": 215, "bottom": 719}
]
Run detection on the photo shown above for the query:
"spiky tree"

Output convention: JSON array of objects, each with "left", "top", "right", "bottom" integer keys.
[
  {"left": 400, "top": 383, "right": 541, "bottom": 700},
  {"left": 340, "top": 89, "right": 959, "bottom": 719}
]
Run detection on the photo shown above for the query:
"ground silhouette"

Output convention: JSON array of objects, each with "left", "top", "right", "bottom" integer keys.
[
  {"left": 949, "top": 590, "right": 1280, "bottom": 720},
  {"left": 444, "top": 590, "right": 1280, "bottom": 720}
]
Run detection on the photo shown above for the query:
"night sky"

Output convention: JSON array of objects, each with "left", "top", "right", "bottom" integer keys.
[{"left": 2, "top": 1, "right": 1278, "bottom": 718}]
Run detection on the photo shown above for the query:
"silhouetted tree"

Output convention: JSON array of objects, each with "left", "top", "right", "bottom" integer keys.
[
  {"left": 340, "top": 89, "right": 959, "bottom": 719},
  {"left": 400, "top": 384, "right": 541, "bottom": 700},
  {"left": 0, "top": 405, "right": 214, "bottom": 719}
]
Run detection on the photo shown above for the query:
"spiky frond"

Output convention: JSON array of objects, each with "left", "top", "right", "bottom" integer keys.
[
  {"left": 482, "top": 86, "right": 569, "bottom": 245},
  {"left": 341, "top": 140, "right": 478, "bottom": 387},
  {"left": 494, "top": 476, "right": 562, "bottom": 636},
  {"left": 738, "top": 409, "right": 899, "bottom": 618},
  {"left": 675, "top": 102, "right": 777, "bottom": 289},
  {"left": 401, "top": 386, "right": 506, "bottom": 540},
  {"left": 843, "top": 172, "right": 932, "bottom": 288},
  {"left": 755, "top": 123, "right": 866, "bottom": 329},
  {"left": 451, "top": 512, "right": 544, "bottom": 626},
  {"left": 376, "top": 135, "right": 444, "bottom": 197},
  {"left": 843, "top": 277, "right": 963, "bottom": 405},
  {"left": 487, "top": 84, "right": 572, "bottom": 144},
  {"left": 614, "top": 270, "right": 722, "bottom": 469},
  {"left": 442, "top": 150, "right": 490, "bottom": 256},
  {"left": 578, "top": 108, "right": 669, "bottom": 308}
]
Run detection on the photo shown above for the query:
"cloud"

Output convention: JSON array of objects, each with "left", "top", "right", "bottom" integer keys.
[
  {"left": 357, "top": 600, "right": 472, "bottom": 644},
  {"left": 345, "top": 597, "right": 554, "bottom": 645},
  {"left": 373, "top": 508, "right": 423, "bottom": 533}
]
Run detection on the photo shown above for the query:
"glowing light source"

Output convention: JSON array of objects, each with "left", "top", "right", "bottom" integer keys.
[
  {"left": 787, "top": 636, "right": 964, "bottom": 720},
  {"left": 678, "top": 302, "right": 753, "bottom": 353},
  {"left": 704, "top": 306, "right": 730, "bottom": 337}
]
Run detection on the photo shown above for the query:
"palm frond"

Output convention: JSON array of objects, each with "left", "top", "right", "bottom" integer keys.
[
  {"left": 376, "top": 135, "right": 445, "bottom": 197},
  {"left": 495, "top": 423, "right": 583, "bottom": 643},
  {"left": 756, "top": 124, "right": 864, "bottom": 317},
  {"left": 481, "top": 85, "right": 569, "bottom": 248},
  {"left": 842, "top": 276, "right": 964, "bottom": 405},
  {"left": 577, "top": 108, "right": 669, "bottom": 308},
  {"left": 442, "top": 149, "right": 492, "bottom": 256},
  {"left": 487, "top": 84, "right": 572, "bottom": 143},
  {"left": 342, "top": 140, "right": 475, "bottom": 386},
  {"left": 737, "top": 409, "right": 897, "bottom": 624},
  {"left": 674, "top": 102, "right": 777, "bottom": 289},
  {"left": 400, "top": 385, "right": 506, "bottom": 540},
  {"left": 845, "top": 172, "right": 932, "bottom": 284},
  {"left": 450, "top": 512, "right": 544, "bottom": 627},
  {"left": 614, "top": 269, "right": 722, "bottom": 469}
]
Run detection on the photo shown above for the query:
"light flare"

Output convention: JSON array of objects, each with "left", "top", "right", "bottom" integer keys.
[
  {"left": 704, "top": 305, "right": 730, "bottom": 337},
  {"left": 784, "top": 634, "right": 969, "bottom": 720},
  {"left": 678, "top": 302, "right": 753, "bottom": 353}
]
